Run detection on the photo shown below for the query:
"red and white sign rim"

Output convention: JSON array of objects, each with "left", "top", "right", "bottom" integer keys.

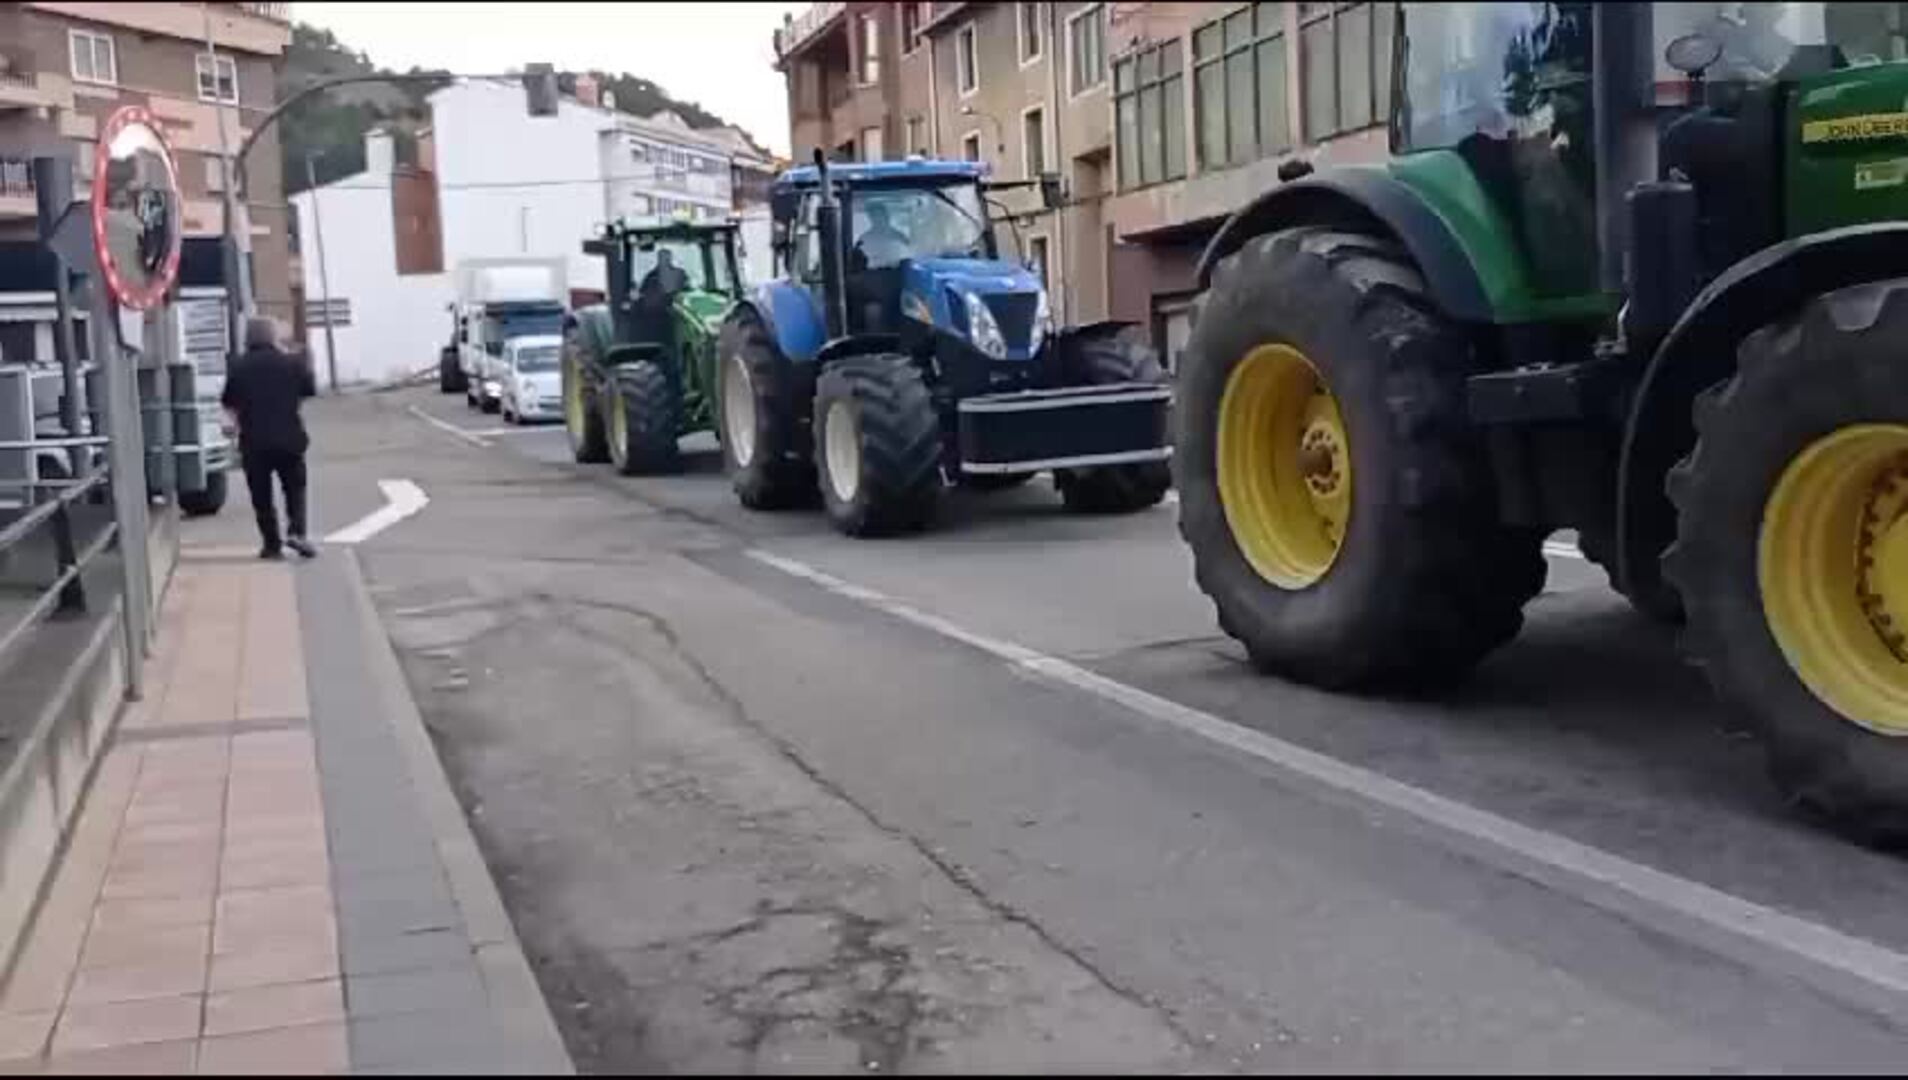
[{"left": 91, "top": 105, "right": 183, "bottom": 311}]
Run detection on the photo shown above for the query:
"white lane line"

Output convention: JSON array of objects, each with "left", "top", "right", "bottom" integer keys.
[
  {"left": 1545, "top": 540, "right": 1585, "bottom": 560},
  {"left": 325, "top": 479, "right": 429, "bottom": 545},
  {"left": 406, "top": 405, "right": 493, "bottom": 448},
  {"left": 742, "top": 547, "right": 1908, "bottom": 1020}
]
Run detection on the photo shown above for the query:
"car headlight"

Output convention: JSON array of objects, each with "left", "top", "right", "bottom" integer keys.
[
  {"left": 1030, "top": 287, "right": 1053, "bottom": 355},
  {"left": 962, "top": 289, "right": 1007, "bottom": 360},
  {"left": 484, "top": 379, "right": 502, "bottom": 396}
]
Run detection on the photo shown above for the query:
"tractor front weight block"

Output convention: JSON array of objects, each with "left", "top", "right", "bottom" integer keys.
[{"left": 956, "top": 383, "right": 1172, "bottom": 475}]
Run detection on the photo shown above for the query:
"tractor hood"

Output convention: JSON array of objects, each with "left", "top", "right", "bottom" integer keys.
[{"left": 900, "top": 258, "right": 1049, "bottom": 361}]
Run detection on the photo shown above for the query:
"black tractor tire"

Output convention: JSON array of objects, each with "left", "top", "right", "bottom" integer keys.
[
  {"left": 813, "top": 355, "right": 941, "bottom": 537},
  {"left": 438, "top": 347, "right": 463, "bottom": 394},
  {"left": 481, "top": 393, "right": 500, "bottom": 415},
  {"left": 605, "top": 360, "right": 682, "bottom": 476},
  {"left": 564, "top": 346, "right": 610, "bottom": 465},
  {"left": 1176, "top": 227, "right": 1546, "bottom": 691},
  {"left": 178, "top": 467, "right": 228, "bottom": 518},
  {"left": 1054, "top": 328, "right": 1172, "bottom": 514},
  {"left": 716, "top": 307, "right": 815, "bottom": 509},
  {"left": 1664, "top": 280, "right": 1908, "bottom": 842}
]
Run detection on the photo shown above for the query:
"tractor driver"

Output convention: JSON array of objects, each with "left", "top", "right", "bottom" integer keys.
[
  {"left": 637, "top": 248, "right": 689, "bottom": 306},
  {"left": 854, "top": 202, "right": 912, "bottom": 269}
]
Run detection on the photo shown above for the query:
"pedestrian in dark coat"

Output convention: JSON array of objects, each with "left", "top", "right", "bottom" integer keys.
[{"left": 220, "top": 317, "right": 317, "bottom": 560}]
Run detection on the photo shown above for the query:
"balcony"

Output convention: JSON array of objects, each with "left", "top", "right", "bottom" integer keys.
[
  {"left": 0, "top": 157, "right": 35, "bottom": 222},
  {"left": 237, "top": 2, "right": 290, "bottom": 21},
  {"left": 0, "top": 49, "right": 52, "bottom": 113}
]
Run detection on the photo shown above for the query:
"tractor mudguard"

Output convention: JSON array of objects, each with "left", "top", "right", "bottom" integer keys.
[
  {"left": 746, "top": 282, "right": 828, "bottom": 364},
  {"left": 1195, "top": 169, "right": 1495, "bottom": 323},
  {"left": 604, "top": 342, "right": 666, "bottom": 370},
  {"left": 1051, "top": 320, "right": 1140, "bottom": 348},
  {"left": 1615, "top": 222, "right": 1908, "bottom": 600},
  {"left": 816, "top": 335, "right": 903, "bottom": 366}
]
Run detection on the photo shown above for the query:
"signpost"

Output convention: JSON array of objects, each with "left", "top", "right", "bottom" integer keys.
[{"left": 86, "top": 105, "right": 184, "bottom": 684}]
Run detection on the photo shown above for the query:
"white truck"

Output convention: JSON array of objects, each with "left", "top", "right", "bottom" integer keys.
[{"left": 451, "top": 258, "right": 567, "bottom": 414}]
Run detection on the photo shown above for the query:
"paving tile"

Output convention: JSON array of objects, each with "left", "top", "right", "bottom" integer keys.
[
  {"left": 203, "top": 978, "right": 342, "bottom": 1037},
  {"left": 338, "top": 928, "right": 471, "bottom": 978},
  {"left": 87, "top": 896, "right": 214, "bottom": 935},
  {"left": 348, "top": 1010, "right": 509, "bottom": 1070},
  {"left": 344, "top": 962, "right": 485, "bottom": 1018},
  {"left": 217, "top": 848, "right": 331, "bottom": 892},
  {"left": 0, "top": 1012, "right": 55, "bottom": 1061},
  {"left": 65, "top": 952, "right": 207, "bottom": 1006},
  {"left": 37, "top": 1036, "right": 196, "bottom": 1075},
  {"left": 78, "top": 922, "right": 208, "bottom": 971},
  {"left": 114, "top": 821, "right": 221, "bottom": 848},
  {"left": 206, "top": 945, "right": 338, "bottom": 993},
  {"left": 196, "top": 1020, "right": 347, "bottom": 1075},
  {"left": 50, "top": 996, "right": 200, "bottom": 1055},
  {"left": 97, "top": 864, "right": 216, "bottom": 903},
  {"left": 105, "top": 840, "right": 219, "bottom": 880}
]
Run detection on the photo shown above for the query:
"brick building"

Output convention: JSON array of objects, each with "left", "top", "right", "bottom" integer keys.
[
  {"left": 0, "top": 2, "right": 295, "bottom": 332},
  {"left": 773, "top": 1, "right": 1395, "bottom": 368}
]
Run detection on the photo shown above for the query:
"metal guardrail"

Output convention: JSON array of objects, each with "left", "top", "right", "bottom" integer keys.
[{"left": 0, "top": 468, "right": 116, "bottom": 674}]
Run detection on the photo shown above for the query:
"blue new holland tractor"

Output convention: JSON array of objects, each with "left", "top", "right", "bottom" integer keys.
[{"left": 714, "top": 153, "right": 1173, "bottom": 536}]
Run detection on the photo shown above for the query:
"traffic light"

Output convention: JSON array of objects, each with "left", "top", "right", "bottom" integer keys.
[{"left": 523, "top": 63, "right": 558, "bottom": 117}]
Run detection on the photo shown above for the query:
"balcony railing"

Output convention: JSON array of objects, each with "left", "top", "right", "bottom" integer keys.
[
  {"left": 237, "top": 2, "right": 290, "bottom": 22},
  {"left": 0, "top": 158, "right": 34, "bottom": 200}
]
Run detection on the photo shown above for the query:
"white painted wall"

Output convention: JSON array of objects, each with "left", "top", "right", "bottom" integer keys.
[
  {"left": 430, "top": 81, "right": 612, "bottom": 296},
  {"left": 291, "top": 171, "right": 452, "bottom": 389}
]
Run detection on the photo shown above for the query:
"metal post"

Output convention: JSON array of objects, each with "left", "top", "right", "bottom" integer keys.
[
  {"left": 91, "top": 286, "right": 150, "bottom": 697},
  {"left": 147, "top": 306, "right": 176, "bottom": 503},
  {"left": 31, "top": 156, "right": 87, "bottom": 475},
  {"left": 304, "top": 154, "right": 339, "bottom": 394}
]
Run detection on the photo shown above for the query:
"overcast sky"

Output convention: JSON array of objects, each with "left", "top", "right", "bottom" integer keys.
[{"left": 293, "top": 2, "right": 807, "bottom": 156}]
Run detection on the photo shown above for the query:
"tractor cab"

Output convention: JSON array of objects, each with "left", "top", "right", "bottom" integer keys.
[
  {"left": 771, "top": 159, "right": 1053, "bottom": 371},
  {"left": 585, "top": 217, "right": 743, "bottom": 365}
]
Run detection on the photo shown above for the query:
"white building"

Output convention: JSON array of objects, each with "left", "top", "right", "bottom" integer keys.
[
  {"left": 291, "top": 80, "right": 779, "bottom": 385},
  {"left": 289, "top": 130, "right": 453, "bottom": 388}
]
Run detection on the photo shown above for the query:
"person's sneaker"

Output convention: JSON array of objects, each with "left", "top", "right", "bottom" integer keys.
[
  {"left": 259, "top": 545, "right": 285, "bottom": 561},
  {"left": 285, "top": 536, "right": 318, "bottom": 560}
]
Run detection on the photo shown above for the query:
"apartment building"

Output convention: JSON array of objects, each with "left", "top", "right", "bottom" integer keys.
[
  {"left": 0, "top": 1, "right": 295, "bottom": 339},
  {"left": 774, "top": 1, "right": 1395, "bottom": 368}
]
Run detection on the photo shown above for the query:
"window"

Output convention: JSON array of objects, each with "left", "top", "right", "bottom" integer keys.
[
  {"left": 1068, "top": 4, "right": 1108, "bottom": 96},
  {"left": 1114, "top": 39, "right": 1186, "bottom": 190},
  {"left": 902, "top": 2, "right": 925, "bottom": 54},
  {"left": 957, "top": 23, "right": 979, "bottom": 95},
  {"left": 1021, "top": 105, "right": 1047, "bottom": 178},
  {"left": 961, "top": 131, "right": 983, "bottom": 162},
  {"left": 860, "top": 125, "right": 885, "bottom": 161},
  {"left": 196, "top": 52, "right": 238, "bottom": 104},
  {"left": 906, "top": 116, "right": 927, "bottom": 155},
  {"left": 1019, "top": 3, "right": 1044, "bottom": 64},
  {"left": 69, "top": 29, "right": 116, "bottom": 86},
  {"left": 1027, "top": 234, "right": 1050, "bottom": 289},
  {"left": 857, "top": 10, "right": 881, "bottom": 85},
  {"left": 1195, "top": 3, "right": 1291, "bottom": 170},
  {"left": 1299, "top": 2, "right": 1392, "bottom": 141}
]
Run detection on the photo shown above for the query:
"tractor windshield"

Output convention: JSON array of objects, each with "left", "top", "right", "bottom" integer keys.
[
  {"left": 628, "top": 237, "right": 734, "bottom": 296},
  {"left": 847, "top": 183, "right": 991, "bottom": 268},
  {"left": 1653, "top": 3, "right": 1828, "bottom": 84}
]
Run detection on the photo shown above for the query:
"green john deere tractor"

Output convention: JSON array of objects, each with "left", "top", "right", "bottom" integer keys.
[
  {"left": 1179, "top": 1, "right": 1908, "bottom": 837},
  {"left": 565, "top": 218, "right": 743, "bottom": 474}
]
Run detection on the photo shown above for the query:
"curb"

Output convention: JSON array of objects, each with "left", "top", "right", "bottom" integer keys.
[{"left": 338, "top": 547, "right": 575, "bottom": 1074}]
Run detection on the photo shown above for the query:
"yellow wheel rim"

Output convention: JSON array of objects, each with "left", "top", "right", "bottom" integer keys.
[
  {"left": 565, "top": 357, "right": 584, "bottom": 436},
  {"left": 1216, "top": 343, "right": 1352, "bottom": 588},
  {"left": 1760, "top": 424, "right": 1908, "bottom": 736},
  {"left": 610, "top": 389, "right": 628, "bottom": 458}
]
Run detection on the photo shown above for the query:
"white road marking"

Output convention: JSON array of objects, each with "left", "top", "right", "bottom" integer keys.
[
  {"left": 325, "top": 479, "right": 429, "bottom": 544},
  {"left": 406, "top": 405, "right": 493, "bottom": 448},
  {"left": 1545, "top": 540, "right": 1585, "bottom": 560},
  {"left": 742, "top": 546, "right": 1908, "bottom": 1022}
]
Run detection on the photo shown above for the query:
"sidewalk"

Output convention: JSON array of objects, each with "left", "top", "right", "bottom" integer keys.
[{"left": 0, "top": 524, "right": 571, "bottom": 1073}]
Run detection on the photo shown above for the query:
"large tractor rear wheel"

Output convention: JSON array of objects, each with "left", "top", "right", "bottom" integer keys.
[
  {"left": 606, "top": 360, "right": 681, "bottom": 476},
  {"left": 563, "top": 350, "right": 609, "bottom": 463},
  {"left": 1176, "top": 228, "right": 1545, "bottom": 690},
  {"left": 1666, "top": 280, "right": 1908, "bottom": 841},
  {"left": 1055, "top": 328, "right": 1172, "bottom": 514},
  {"left": 813, "top": 355, "right": 941, "bottom": 537},
  {"left": 716, "top": 309, "right": 815, "bottom": 509}
]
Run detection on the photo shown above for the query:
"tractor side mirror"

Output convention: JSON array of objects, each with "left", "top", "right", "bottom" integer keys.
[{"left": 582, "top": 239, "right": 610, "bottom": 257}]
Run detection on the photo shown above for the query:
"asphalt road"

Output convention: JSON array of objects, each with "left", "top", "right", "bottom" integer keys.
[{"left": 295, "top": 386, "right": 1908, "bottom": 1072}]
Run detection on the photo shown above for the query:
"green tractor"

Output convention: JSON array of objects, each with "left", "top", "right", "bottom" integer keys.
[
  {"left": 1178, "top": 2, "right": 1908, "bottom": 836},
  {"left": 564, "top": 218, "right": 743, "bottom": 474}
]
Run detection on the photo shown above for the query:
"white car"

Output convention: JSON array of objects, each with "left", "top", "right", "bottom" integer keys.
[{"left": 499, "top": 335, "right": 564, "bottom": 424}]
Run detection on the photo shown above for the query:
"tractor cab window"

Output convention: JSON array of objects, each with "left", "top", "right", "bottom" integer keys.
[
  {"left": 1654, "top": 3, "right": 1829, "bottom": 85},
  {"left": 847, "top": 183, "right": 992, "bottom": 270},
  {"left": 1393, "top": 2, "right": 1597, "bottom": 296},
  {"left": 629, "top": 238, "right": 733, "bottom": 300}
]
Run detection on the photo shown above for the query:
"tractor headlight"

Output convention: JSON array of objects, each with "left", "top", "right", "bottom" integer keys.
[
  {"left": 483, "top": 379, "right": 502, "bottom": 397},
  {"left": 962, "top": 289, "right": 1008, "bottom": 360},
  {"left": 1030, "top": 287, "right": 1053, "bottom": 355}
]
